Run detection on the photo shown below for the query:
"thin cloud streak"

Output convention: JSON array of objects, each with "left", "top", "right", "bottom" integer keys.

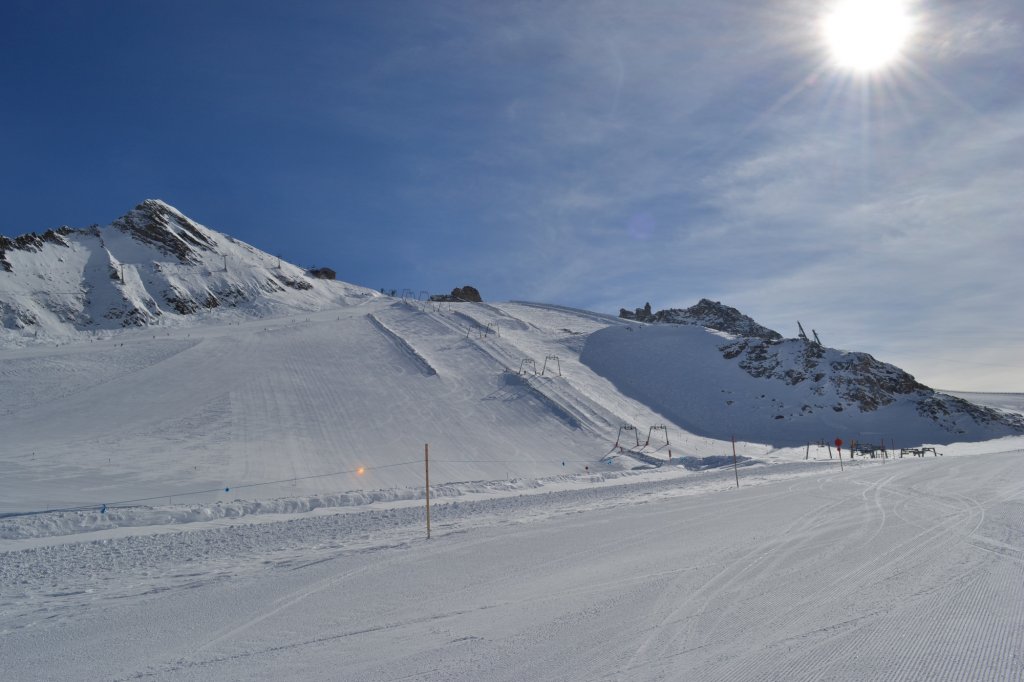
[{"left": 423, "top": 0, "right": 1024, "bottom": 390}]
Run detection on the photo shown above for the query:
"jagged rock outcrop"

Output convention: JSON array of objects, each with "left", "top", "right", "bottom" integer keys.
[
  {"left": 0, "top": 228, "right": 75, "bottom": 272},
  {"left": 713, "top": 319, "right": 1024, "bottom": 434},
  {"left": 431, "top": 285, "right": 483, "bottom": 303},
  {"left": 719, "top": 337, "right": 925, "bottom": 409},
  {"left": 307, "top": 267, "right": 336, "bottom": 280},
  {"left": 620, "top": 298, "right": 782, "bottom": 341}
]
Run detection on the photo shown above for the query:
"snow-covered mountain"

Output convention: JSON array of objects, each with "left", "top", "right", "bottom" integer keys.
[
  {"left": 1, "top": 201, "right": 1021, "bottom": 519},
  {"left": 589, "top": 300, "right": 1024, "bottom": 446},
  {"left": 0, "top": 199, "right": 375, "bottom": 343}
]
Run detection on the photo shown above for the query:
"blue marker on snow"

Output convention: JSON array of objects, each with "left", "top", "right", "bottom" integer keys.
[
  {"left": 224, "top": 487, "right": 230, "bottom": 492},
  {"left": 100, "top": 504, "right": 107, "bottom": 514}
]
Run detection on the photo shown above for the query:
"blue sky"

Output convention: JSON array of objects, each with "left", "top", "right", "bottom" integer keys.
[{"left": 2, "top": 0, "right": 1022, "bottom": 390}]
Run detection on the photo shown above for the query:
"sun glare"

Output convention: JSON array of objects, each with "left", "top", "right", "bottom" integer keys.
[{"left": 823, "top": 0, "right": 913, "bottom": 72}]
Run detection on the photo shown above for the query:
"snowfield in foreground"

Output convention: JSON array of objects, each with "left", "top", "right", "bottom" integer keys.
[{"left": 1, "top": 449, "right": 1022, "bottom": 681}]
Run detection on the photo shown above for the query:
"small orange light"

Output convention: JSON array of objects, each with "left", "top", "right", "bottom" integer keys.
[{"left": 356, "top": 466, "right": 366, "bottom": 476}]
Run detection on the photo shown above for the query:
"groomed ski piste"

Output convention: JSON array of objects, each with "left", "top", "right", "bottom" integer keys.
[{"left": 2, "top": 296, "right": 1023, "bottom": 680}]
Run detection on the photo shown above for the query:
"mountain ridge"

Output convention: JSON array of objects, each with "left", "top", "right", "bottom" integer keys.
[
  {"left": 620, "top": 298, "right": 783, "bottom": 341},
  {"left": 2, "top": 200, "right": 1021, "bottom": 449},
  {"left": 0, "top": 199, "right": 376, "bottom": 341}
]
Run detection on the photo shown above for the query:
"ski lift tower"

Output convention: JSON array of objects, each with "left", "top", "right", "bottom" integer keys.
[
  {"left": 615, "top": 424, "right": 640, "bottom": 449},
  {"left": 644, "top": 425, "right": 669, "bottom": 447}
]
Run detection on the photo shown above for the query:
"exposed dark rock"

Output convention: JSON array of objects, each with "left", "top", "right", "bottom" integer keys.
[
  {"left": 111, "top": 199, "right": 216, "bottom": 264},
  {"left": 103, "top": 301, "right": 152, "bottom": 327},
  {"left": 273, "top": 274, "right": 313, "bottom": 291},
  {"left": 620, "top": 298, "right": 782, "bottom": 341},
  {"left": 1, "top": 231, "right": 66, "bottom": 272},
  {"left": 164, "top": 289, "right": 200, "bottom": 315},
  {"left": 917, "top": 395, "right": 1024, "bottom": 431},
  {"left": 431, "top": 285, "right": 483, "bottom": 302},
  {"left": 307, "top": 267, "right": 335, "bottom": 280},
  {"left": 1, "top": 224, "right": 92, "bottom": 273},
  {"left": 0, "top": 237, "right": 10, "bottom": 272},
  {"left": 213, "top": 285, "right": 249, "bottom": 307},
  {"left": 0, "top": 300, "right": 38, "bottom": 328}
]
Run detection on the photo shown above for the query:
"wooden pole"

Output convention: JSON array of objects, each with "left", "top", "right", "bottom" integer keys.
[
  {"left": 805, "top": 442, "right": 810, "bottom": 460},
  {"left": 838, "top": 442, "right": 844, "bottom": 472},
  {"left": 425, "top": 443, "right": 431, "bottom": 540},
  {"left": 731, "top": 435, "right": 740, "bottom": 489}
]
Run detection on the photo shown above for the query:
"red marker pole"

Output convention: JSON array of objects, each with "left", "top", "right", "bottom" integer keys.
[{"left": 835, "top": 438, "right": 844, "bottom": 472}]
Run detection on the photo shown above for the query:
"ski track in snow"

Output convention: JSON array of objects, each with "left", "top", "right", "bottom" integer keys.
[
  {"left": 0, "top": 462, "right": 806, "bottom": 631},
  {"left": 365, "top": 313, "right": 438, "bottom": 377}
]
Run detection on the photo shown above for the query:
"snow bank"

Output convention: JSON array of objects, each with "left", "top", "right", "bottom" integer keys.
[{"left": 0, "top": 467, "right": 710, "bottom": 540}]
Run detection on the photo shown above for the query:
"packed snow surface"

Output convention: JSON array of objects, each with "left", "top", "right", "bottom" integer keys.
[
  {"left": 1, "top": 295, "right": 1022, "bottom": 679},
  {"left": 3, "top": 296, "right": 1016, "bottom": 519},
  {"left": 2, "top": 450, "right": 1022, "bottom": 680},
  {"left": 1, "top": 299, "right": 712, "bottom": 515}
]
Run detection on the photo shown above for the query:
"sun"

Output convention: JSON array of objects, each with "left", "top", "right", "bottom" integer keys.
[{"left": 823, "top": 0, "right": 913, "bottom": 72}]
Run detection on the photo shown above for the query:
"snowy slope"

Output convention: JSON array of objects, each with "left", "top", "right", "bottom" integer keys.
[
  {"left": 945, "top": 391, "right": 1024, "bottom": 416},
  {"left": 0, "top": 297, "right": 724, "bottom": 516},
  {"left": 1, "top": 200, "right": 1020, "bottom": 522}
]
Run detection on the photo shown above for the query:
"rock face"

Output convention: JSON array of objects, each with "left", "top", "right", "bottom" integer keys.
[
  {"left": 111, "top": 200, "right": 218, "bottom": 264},
  {"left": 431, "top": 285, "right": 482, "bottom": 302},
  {"left": 717, "top": 335, "right": 1024, "bottom": 437},
  {"left": 0, "top": 228, "right": 75, "bottom": 273},
  {"left": 307, "top": 267, "right": 336, "bottom": 280},
  {"left": 719, "top": 336, "right": 918, "bottom": 409},
  {"left": 620, "top": 298, "right": 782, "bottom": 341}
]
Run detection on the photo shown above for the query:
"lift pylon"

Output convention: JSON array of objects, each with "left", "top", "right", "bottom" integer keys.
[
  {"left": 644, "top": 425, "right": 669, "bottom": 447},
  {"left": 518, "top": 358, "right": 537, "bottom": 375},
  {"left": 541, "top": 355, "right": 561, "bottom": 376},
  {"left": 615, "top": 424, "right": 640, "bottom": 449}
]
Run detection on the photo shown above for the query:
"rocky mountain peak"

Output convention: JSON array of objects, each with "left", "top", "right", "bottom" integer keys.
[{"left": 111, "top": 199, "right": 217, "bottom": 264}]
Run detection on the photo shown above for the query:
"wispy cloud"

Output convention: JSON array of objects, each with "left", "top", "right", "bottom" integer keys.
[{"left": 390, "top": 0, "right": 1024, "bottom": 389}]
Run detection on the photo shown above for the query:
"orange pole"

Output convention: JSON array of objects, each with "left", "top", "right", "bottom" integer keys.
[
  {"left": 731, "top": 435, "right": 740, "bottom": 488},
  {"left": 425, "top": 443, "right": 431, "bottom": 540}
]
